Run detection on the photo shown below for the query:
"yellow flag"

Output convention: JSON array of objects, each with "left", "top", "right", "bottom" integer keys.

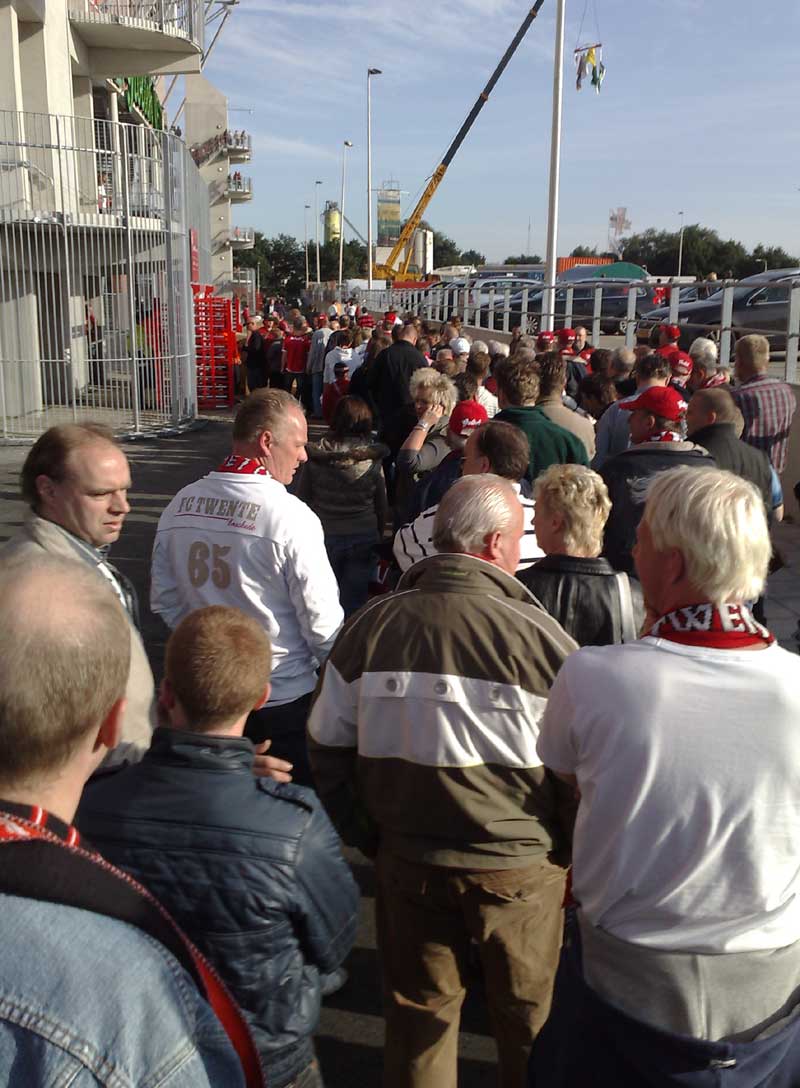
[{"left": 585, "top": 46, "right": 596, "bottom": 67}]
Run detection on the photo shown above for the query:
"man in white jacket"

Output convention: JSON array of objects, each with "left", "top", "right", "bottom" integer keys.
[{"left": 151, "top": 390, "right": 343, "bottom": 785}]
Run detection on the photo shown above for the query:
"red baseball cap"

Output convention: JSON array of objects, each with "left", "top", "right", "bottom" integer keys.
[
  {"left": 621, "top": 385, "right": 687, "bottom": 421},
  {"left": 536, "top": 331, "right": 555, "bottom": 350},
  {"left": 558, "top": 327, "right": 576, "bottom": 344},
  {"left": 671, "top": 353, "right": 693, "bottom": 379},
  {"left": 661, "top": 323, "right": 681, "bottom": 341},
  {"left": 449, "top": 399, "right": 489, "bottom": 437}
]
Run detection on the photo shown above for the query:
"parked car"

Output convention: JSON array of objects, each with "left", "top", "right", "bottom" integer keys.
[
  {"left": 478, "top": 279, "right": 665, "bottom": 334},
  {"left": 636, "top": 269, "right": 800, "bottom": 350}
]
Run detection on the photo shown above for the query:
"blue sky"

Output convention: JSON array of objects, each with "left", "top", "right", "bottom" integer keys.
[{"left": 200, "top": 0, "right": 800, "bottom": 263}]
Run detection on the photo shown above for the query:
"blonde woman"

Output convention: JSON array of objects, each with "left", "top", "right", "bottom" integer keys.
[
  {"left": 519, "top": 463, "right": 643, "bottom": 645},
  {"left": 394, "top": 367, "right": 457, "bottom": 524}
]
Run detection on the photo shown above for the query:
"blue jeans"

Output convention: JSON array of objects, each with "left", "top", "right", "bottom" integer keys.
[
  {"left": 325, "top": 531, "right": 378, "bottom": 617},
  {"left": 528, "top": 910, "right": 800, "bottom": 1087}
]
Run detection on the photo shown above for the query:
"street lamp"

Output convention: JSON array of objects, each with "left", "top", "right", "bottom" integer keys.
[
  {"left": 338, "top": 140, "right": 353, "bottom": 296},
  {"left": 367, "top": 68, "right": 382, "bottom": 291},
  {"left": 314, "top": 180, "right": 322, "bottom": 284},
  {"left": 677, "top": 210, "right": 685, "bottom": 279},
  {"left": 303, "top": 203, "right": 311, "bottom": 290}
]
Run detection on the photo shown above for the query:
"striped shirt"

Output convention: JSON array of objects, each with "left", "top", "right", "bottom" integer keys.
[
  {"left": 393, "top": 482, "right": 543, "bottom": 573},
  {"left": 732, "top": 375, "right": 797, "bottom": 474}
]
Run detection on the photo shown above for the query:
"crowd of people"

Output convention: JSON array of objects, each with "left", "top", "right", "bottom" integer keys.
[{"left": 1, "top": 301, "right": 800, "bottom": 1088}]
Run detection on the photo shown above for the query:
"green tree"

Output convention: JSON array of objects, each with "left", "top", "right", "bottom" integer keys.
[
  {"left": 619, "top": 225, "right": 798, "bottom": 280},
  {"left": 318, "top": 238, "right": 368, "bottom": 283},
  {"left": 570, "top": 245, "right": 598, "bottom": 258},
  {"left": 235, "top": 232, "right": 306, "bottom": 298},
  {"left": 503, "top": 253, "right": 543, "bottom": 264},
  {"left": 460, "top": 249, "right": 486, "bottom": 267}
]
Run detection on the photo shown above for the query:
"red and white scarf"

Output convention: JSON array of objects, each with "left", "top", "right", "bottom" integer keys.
[
  {"left": 648, "top": 603, "right": 774, "bottom": 649},
  {"left": 648, "top": 429, "right": 682, "bottom": 444},
  {"left": 216, "top": 454, "right": 268, "bottom": 476},
  {"left": 701, "top": 372, "right": 730, "bottom": 389}
]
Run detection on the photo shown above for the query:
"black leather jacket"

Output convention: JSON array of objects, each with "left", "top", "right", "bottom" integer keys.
[
  {"left": 518, "top": 554, "right": 645, "bottom": 646},
  {"left": 78, "top": 728, "right": 359, "bottom": 1088}
]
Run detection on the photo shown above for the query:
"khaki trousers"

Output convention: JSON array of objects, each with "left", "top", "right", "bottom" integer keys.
[{"left": 375, "top": 850, "right": 566, "bottom": 1088}]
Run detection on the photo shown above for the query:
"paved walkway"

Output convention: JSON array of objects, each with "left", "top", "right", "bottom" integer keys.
[{"left": 0, "top": 415, "right": 797, "bottom": 1083}]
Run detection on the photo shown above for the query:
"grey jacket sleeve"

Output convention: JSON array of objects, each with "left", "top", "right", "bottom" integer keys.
[
  {"left": 395, "top": 435, "right": 448, "bottom": 475},
  {"left": 293, "top": 801, "right": 360, "bottom": 974}
]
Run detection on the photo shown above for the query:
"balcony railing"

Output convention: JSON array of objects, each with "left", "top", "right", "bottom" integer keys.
[
  {"left": 68, "top": 1, "right": 204, "bottom": 53},
  {"left": 226, "top": 131, "right": 251, "bottom": 162},
  {"left": 226, "top": 174, "right": 252, "bottom": 200},
  {"left": 228, "top": 226, "right": 254, "bottom": 248},
  {"left": 191, "top": 130, "right": 251, "bottom": 168}
]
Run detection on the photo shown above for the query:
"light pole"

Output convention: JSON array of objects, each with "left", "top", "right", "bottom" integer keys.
[
  {"left": 338, "top": 140, "right": 353, "bottom": 296},
  {"left": 543, "top": 0, "right": 566, "bottom": 332},
  {"left": 367, "top": 68, "right": 382, "bottom": 290},
  {"left": 303, "top": 203, "right": 310, "bottom": 289},
  {"left": 677, "top": 210, "right": 685, "bottom": 279},
  {"left": 314, "top": 180, "right": 322, "bottom": 284}
]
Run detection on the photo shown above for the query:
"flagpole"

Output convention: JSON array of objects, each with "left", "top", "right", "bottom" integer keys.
[{"left": 543, "top": 0, "right": 566, "bottom": 333}]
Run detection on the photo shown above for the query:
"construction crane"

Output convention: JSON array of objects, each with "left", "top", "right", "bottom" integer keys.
[{"left": 372, "top": 0, "right": 546, "bottom": 283}]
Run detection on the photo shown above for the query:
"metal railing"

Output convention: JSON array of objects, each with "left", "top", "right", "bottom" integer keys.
[
  {"left": 357, "top": 277, "right": 800, "bottom": 381},
  {"left": 68, "top": 0, "right": 203, "bottom": 50},
  {"left": 226, "top": 131, "right": 252, "bottom": 160},
  {"left": 231, "top": 267, "right": 256, "bottom": 312},
  {"left": 227, "top": 226, "right": 254, "bottom": 247},
  {"left": 0, "top": 109, "right": 211, "bottom": 440},
  {"left": 226, "top": 175, "right": 252, "bottom": 198}
]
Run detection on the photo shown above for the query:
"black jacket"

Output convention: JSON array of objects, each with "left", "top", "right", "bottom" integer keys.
[
  {"left": 77, "top": 728, "right": 359, "bottom": 1088},
  {"left": 600, "top": 441, "right": 715, "bottom": 573},
  {"left": 690, "top": 422, "right": 773, "bottom": 516},
  {"left": 518, "top": 555, "right": 645, "bottom": 646},
  {"left": 297, "top": 435, "right": 389, "bottom": 536},
  {"left": 370, "top": 340, "right": 426, "bottom": 428}
]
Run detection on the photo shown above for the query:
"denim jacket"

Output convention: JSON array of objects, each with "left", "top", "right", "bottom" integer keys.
[{"left": 0, "top": 892, "right": 245, "bottom": 1087}]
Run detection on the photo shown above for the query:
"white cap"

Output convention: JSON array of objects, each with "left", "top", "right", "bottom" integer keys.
[{"left": 449, "top": 337, "right": 471, "bottom": 355}]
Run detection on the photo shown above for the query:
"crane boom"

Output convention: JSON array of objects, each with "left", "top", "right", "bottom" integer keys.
[{"left": 373, "top": 0, "right": 546, "bottom": 282}]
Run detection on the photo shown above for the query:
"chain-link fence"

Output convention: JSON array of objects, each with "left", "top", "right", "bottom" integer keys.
[{"left": 0, "top": 109, "right": 210, "bottom": 440}]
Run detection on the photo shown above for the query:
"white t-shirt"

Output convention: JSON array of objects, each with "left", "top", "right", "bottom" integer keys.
[
  {"left": 151, "top": 470, "right": 343, "bottom": 705},
  {"left": 475, "top": 384, "right": 498, "bottom": 418},
  {"left": 324, "top": 346, "right": 355, "bottom": 385},
  {"left": 537, "top": 637, "right": 800, "bottom": 953}
]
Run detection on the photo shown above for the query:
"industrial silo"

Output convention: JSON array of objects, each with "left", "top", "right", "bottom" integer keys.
[{"left": 323, "top": 201, "right": 341, "bottom": 245}]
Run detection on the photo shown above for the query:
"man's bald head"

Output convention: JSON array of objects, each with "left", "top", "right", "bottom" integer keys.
[{"left": 0, "top": 558, "right": 130, "bottom": 789}]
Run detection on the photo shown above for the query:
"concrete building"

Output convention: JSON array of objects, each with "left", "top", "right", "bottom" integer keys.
[
  {"left": 0, "top": 1, "right": 211, "bottom": 439},
  {"left": 184, "top": 74, "right": 253, "bottom": 297}
]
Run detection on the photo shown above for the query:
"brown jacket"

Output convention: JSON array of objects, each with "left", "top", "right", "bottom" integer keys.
[{"left": 538, "top": 394, "right": 596, "bottom": 459}]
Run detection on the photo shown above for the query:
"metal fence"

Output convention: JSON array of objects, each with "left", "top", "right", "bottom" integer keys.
[
  {"left": 0, "top": 109, "right": 210, "bottom": 440},
  {"left": 358, "top": 277, "right": 800, "bottom": 381},
  {"left": 231, "top": 267, "right": 256, "bottom": 312},
  {"left": 68, "top": 0, "right": 204, "bottom": 51}
]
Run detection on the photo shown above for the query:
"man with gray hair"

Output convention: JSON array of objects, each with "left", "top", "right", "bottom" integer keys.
[
  {"left": 309, "top": 474, "right": 576, "bottom": 1088},
  {"left": 531, "top": 466, "right": 800, "bottom": 1085},
  {"left": 686, "top": 336, "right": 727, "bottom": 393}
]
